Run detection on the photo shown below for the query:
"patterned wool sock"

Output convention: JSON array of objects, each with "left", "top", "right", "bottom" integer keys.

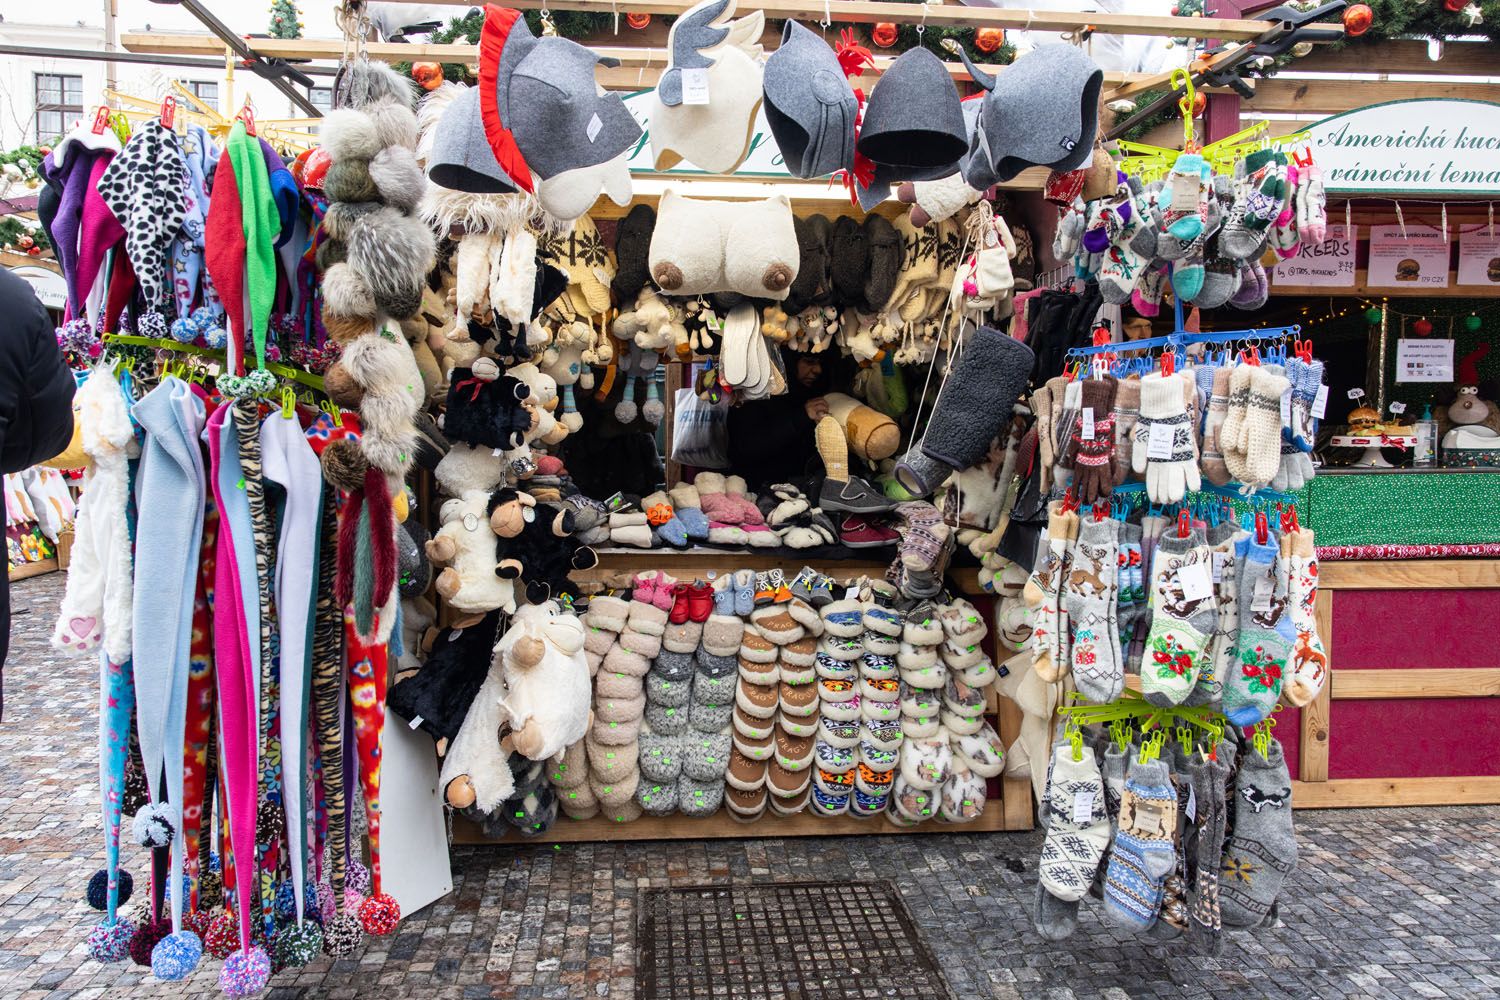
[
  {"left": 1103, "top": 755, "right": 1177, "bottom": 929},
  {"left": 1223, "top": 537, "right": 1294, "bottom": 726},
  {"left": 1172, "top": 233, "right": 1207, "bottom": 303},
  {"left": 1038, "top": 743, "right": 1112, "bottom": 903},
  {"left": 1140, "top": 531, "right": 1217, "bottom": 707},
  {"left": 1148, "top": 749, "right": 1190, "bottom": 940},
  {"left": 1114, "top": 522, "right": 1144, "bottom": 651},
  {"left": 1025, "top": 504, "right": 1079, "bottom": 683},
  {"left": 1187, "top": 741, "right": 1232, "bottom": 955},
  {"left": 1241, "top": 151, "right": 1288, "bottom": 232},
  {"left": 1164, "top": 153, "right": 1209, "bottom": 241},
  {"left": 1200, "top": 366, "right": 1234, "bottom": 486},
  {"left": 1283, "top": 527, "right": 1328, "bottom": 706},
  {"left": 1189, "top": 525, "right": 1241, "bottom": 708},
  {"left": 1066, "top": 516, "right": 1123, "bottom": 703},
  {"left": 1220, "top": 738, "right": 1296, "bottom": 927},
  {"left": 1091, "top": 739, "right": 1133, "bottom": 900}
]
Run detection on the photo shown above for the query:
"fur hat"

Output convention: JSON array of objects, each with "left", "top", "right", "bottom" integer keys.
[
  {"left": 785, "top": 214, "right": 832, "bottom": 314},
  {"left": 651, "top": 0, "right": 766, "bottom": 174}
]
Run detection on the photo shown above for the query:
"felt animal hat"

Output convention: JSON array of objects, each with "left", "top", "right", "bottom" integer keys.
[
  {"left": 477, "top": 5, "right": 642, "bottom": 220},
  {"left": 428, "top": 85, "right": 518, "bottom": 195},
  {"left": 960, "top": 43, "right": 1103, "bottom": 187},
  {"left": 763, "top": 20, "right": 859, "bottom": 179},
  {"left": 651, "top": 0, "right": 766, "bottom": 174}
]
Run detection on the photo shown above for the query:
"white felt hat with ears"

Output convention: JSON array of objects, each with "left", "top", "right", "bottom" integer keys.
[{"left": 650, "top": 0, "right": 766, "bottom": 174}]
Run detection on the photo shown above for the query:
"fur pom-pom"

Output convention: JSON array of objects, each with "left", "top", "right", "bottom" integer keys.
[
  {"left": 323, "top": 158, "right": 379, "bottom": 203},
  {"left": 322, "top": 109, "right": 381, "bottom": 161},
  {"left": 347, "top": 208, "right": 436, "bottom": 321},
  {"left": 129, "top": 918, "right": 171, "bottom": 967},
  {"left": 323, "top": 362, "right": 366, "bottom": 410},
  {"left": 321, "top": 262, "right": 378, "bottom": 322},
  {"left": 88, "top": 918, "right": 136, "bottom": 963},
  {"left": 132, "top": 802, "right": 178, "bottom": 848},
  {"left": 322, "top": 307, "right": 376, "bottom": 346},
  {"left": 203, "top": 911, "right": 239, "bottom": 958},
  {"left": 321, "top": 438, "right": 370, "bottom": 493},
  {"left": 345, "top": 61, "right": 417, "bottom": 111},
  {"left": 316, "top": 237, "right": 348, "bottom": 272},
  {"left": 358, "top": 893, "right": 401, "bottom": 936},
  {"left": 369, "top": 147, "right": 426, "bottom": 214},
  {"left": 151, "top": 930, "right": 203, "bottom": 981},
  {"left": 219, "top": 946, "right": 272, "bottom": 996},
  {"left": 322, "top": 200, "right": 382, "bottom": 241},
  {"left": 86, "top": 868, "right": 132, "bottom": 910},
  {"left": 322, "top": 912, "right": 363, "bottom": 957},
  {"left": 364, "top": 98, "right": 420, "bottom": 152}
]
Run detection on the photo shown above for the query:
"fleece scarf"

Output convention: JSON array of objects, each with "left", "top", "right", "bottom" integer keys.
[
  {"left": 182, "top": 502, "right": 218, "bottom": 910},
  {"left": 97, "top": 654, "right": 135, "bottom": 927},
  {"left": 42, "top": 125, "right": 122, "bottom": 316},
  {"left": 204, "top": 143, "right": 248, "bottom": 375},
  {"left": 206, "top": 403, "right": 259, "bottom": 954},
  {"left": 228, "top": 122, "right": 282, "bottom": 370},
  {"left": 130, "top": 377, "right": 207, "bottom": 933},
  {"left": 258, "top": 140, "right": 299, "bottom": 249},
  {"left": 260, "top": 413, "right": 323, "bottom": 921},
  {"left": 99, "top": 121, "right": 188, "bottom": 315},
  {"left": 53, "top": 366, "right": 136, "bottom": 662},
  {"left": 345, "top": 611, "right": 390, "bottom": 903},
  {"left": 170, "top": 124, "right": 220, "bottom": 318},
  {"left": 77, "top": 153, "right": 125, "bottom": 332}
]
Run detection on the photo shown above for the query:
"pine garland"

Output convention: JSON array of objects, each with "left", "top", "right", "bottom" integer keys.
[
  {"left": 1319, "top": 0, "right": 1500, "bottom": 46},
  {"left": 267, "top": 0, "right": 303, "bottom": 40}
]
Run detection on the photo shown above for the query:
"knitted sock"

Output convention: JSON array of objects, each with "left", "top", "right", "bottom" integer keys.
[
  {"left": 1111, "top": 378, "right": 1140, "bottom": 487},
  {"left": 1241, "top": 151, "right": 1288, "bottom": 233},
  {"left": 1200, "top": 366, "right": 1234, "bottom": 486},
  {"left": 1025, "top": 505, "right": 1079, "bottom": 683},
  {"left": 1218, "top": 178, "right": 1262, "bottom": 263},
  {"left": 815, "top": 415, "right": 849, "bottom": 482},
  {"left": 1066, "top": 517, "right": 1123, "bottom": 704},
  {"left": 1189, "top": 528, "right": 1241, "bottom": 709},
  {"left": 1139, "top": 531, "right": 1216, "bottom": 707},
  {"left": 1128, "top": 183, "right": 1163, "bottom": 260},
  {"left": 1114, "top": 522, "right": 1144, "bottom": 651},
  {"left": 1283, "top": 527, "right": 1328, "bottom": 707},
  {"left": 1164, "top": 153, "right": 1208, "bottom": 241},
  {"left": 1103, "top": 755, "right": 1177, "bottom": 929},
  {"left": 1173, "top": 234, "right": 1206, "bottom": 303},
  {"left": 1220, "top": 739, "right": 1296, "bottom": 927},
  {"left": 1038, "top": 743, "right": 1112, "bottom": 903},
  {"left": 1187, "top": 742, "right": 1231, "bottom": 955},
  {"left": 1223, "top": 537, "right": 1293, "bottom": 726}
]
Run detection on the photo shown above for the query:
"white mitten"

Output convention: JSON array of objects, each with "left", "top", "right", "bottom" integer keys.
[{"left": 1131, "top": 372, "right": 1200, "bottom": 504}]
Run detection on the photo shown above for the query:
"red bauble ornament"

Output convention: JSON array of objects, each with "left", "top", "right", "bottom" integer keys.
[
  {"left": 872, "top": 22, "right": 898, "bottom": 47},
  {"left": 17, "top": 234, "right": 33, "bottom": 250},
  {"left": 1343, "top": 3, "right": 1373, "bottom": 36},
  {"left": 410, "top": 61, "right": 443, "bottom": 91},
  {"left": 1178, "top": 91, "right": 1207, "bottom": 118},
  {"left": 1443, "top": 0, "right": 1466, "bottom": 11},
  {"left": 975, "top": 27, "right": 1004, "bottom": 53},
  {"left": 1413, "top": 318, "right": 1434, "bottom": 336},
  {"left": 27, "top": 246, "right": 41, "bottom": 257},
  {"left": 626, "top": 12, "right": 651, "bottom": 29}
]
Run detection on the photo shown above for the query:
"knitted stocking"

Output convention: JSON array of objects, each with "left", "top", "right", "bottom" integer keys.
[
  {"left": 1187, "top": 740, "right": 1233, "bottom": 955},
  {"left": 1223, "top": 537, "right": 1294, "bottom": 726},
  {"left": 1038, "top": 743, "right": 1112, "bottom": 903},
  {"left": 1024, "top": 503, "right": 1078, "bottom": 683},
  {"left": 1065, "top": 516, "right": 1123, "bottom": 704},
  {"left": 1103, "top": 754, "right": 1178, "bottom": 930},
  {"left": 1221, "top": 739, "right": 1297, "bottom": 927},
  {"left": 98, "top": 657, "right": 135, "bottom": 924},
  {"left": 1283, "top": 527, "right": 1328, "bottom": 706},
  {"left": 1140, "top": 531, "right": 1217, "bottom": 707},
  {"left": 1190, "top": 530, "right": 1241, "bottom": 709}
]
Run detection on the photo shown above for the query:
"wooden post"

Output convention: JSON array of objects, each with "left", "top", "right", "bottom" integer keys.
[{"left": 1299, "top": 588, "right": 1333, "bottom": 783}]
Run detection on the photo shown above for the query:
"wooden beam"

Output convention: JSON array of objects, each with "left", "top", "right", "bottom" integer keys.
[
  {"left": 1318, "top": 559, "right": 1500, "bottom": 590},
  {"left": 1309, "top": 40, "right": 1500, "bottom": 77},
  {"left": 7, "top": 557, "right": 58, "bottom": 582},
  {"left": 495, "top": 1, "right": 1288, "bottom": 40},
  {"left": 994, "top": 694, "right": 1033, "bottom": 831},
  {"left": 1230, "top": 78, "right": 1500, "bottom": 115},
  {"left": 1299, "top": 590, "right": 1333, "bottom": 783},
  {"left": 1290, "top": 775, "right": 1500, "bottom": 808},
  {"left": 1331, "top": 668, "right": 1500, "bottom": 700}
]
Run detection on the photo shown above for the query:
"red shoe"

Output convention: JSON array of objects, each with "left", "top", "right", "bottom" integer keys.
[
  {"left": 840, "top": 516, "right": 900, "bottom": 549},
  {"left": 668, "top": 583, "right": 693, "bottom": 625},
  {"left": 686, "top": 582, "right": 715, "bottom": 623}
]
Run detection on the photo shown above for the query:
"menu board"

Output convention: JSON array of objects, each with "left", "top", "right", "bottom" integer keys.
[
  {"left": 1457, "top": 225, "right": 1500, "bottom": 287},
  {"left": 1367, "top": 225, "right": 1451, "bottom": 288},
  {"left": 1271, "top": 225, "right": 1357, "bottom": 287}
]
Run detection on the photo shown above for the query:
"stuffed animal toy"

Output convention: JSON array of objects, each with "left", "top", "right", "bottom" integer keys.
[
  {"left": 540, "top": 342, "right": 591, "bottom": 434},
  {"left": 322, "top": 328, "right": 424, "bottom": 478},
  {"left": 507, "top": 362, "right": 569, "bottom": 447},
  {"left": 823, "top": 392, "right": 901, "bottom": 463},
  {"left": 437, "top": 634, "right": 516, "bottom": 811},
  {"left": 388, "top": 611, "right": 503, "bottom": 754},
  {"left": 434, "top": 442, "right": 507, "bottom": 497},
  {"left": 397, "top": 286, "right": 446, "bottom": 403},
  {"left": 495, "top": 601, "right": 593, "bottom": 761},
  {"left": 612, "top": 342, "right": 665, "bottom": 427},
  {"left": 441, "top": 360, "right": 537, "bottom": 452},
  {"left": 490, "top": 489, "right": 599, "bottom": 605},
  {"left": 425, "top": 490, "right": 517, "bottom": 615}
]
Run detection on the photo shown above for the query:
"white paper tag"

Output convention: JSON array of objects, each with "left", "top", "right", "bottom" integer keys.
[
  {"left": 1312, "top": 384, "right": 1329, "bottom": 419},
  {"left": 1279, "top": 389, "right": 1292, "bottom": 426},
  {"left": 586, "top": 112, "right": 603, "bottom": 143},
  {"left": 1178, "top": 561, "right": 1214, "bottom": 603},
  {"left": 408, "top": 714, "right": 424, "bottom": 730},
  {"left": 1251, "top": 576, "right": 1274, "bottom": 613},
  {"left": 492, "top": 447, "right": 504, "bottom": 457},
  {"left": 448, "top": 628, "right": 464, "bottom": 642},
  {"left": 1347, "top": 387, "right": 1366, "bottom": 401},
  {"left": 1211, "top": 551, "right": 1227, "bottom": 584},
  {"left": 1147, "top": 421, "right": 1175, "bottom": 460},
  {"left": 1072, "top": 790, "right": 1096, "bottom": 825},
  {"left": 680, "top": 68, "right": 711, "bottom": 105},
  {"left": 1081, "top": 407, "right": 1096, "bottom": 441},
  {"left": 1186, "top": 783, "right": 1197, "bottom": 823},
  {"left": 844, "top": 586, "right": 859, "bottom": 601},
  {"left": 1389, "top": 401, "right": 1407, "bottom": 415}
]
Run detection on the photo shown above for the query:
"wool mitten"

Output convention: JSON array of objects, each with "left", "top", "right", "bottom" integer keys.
[
  {"left": 1024, "top": 502, "right": 1079, "bottom": 683},
  {"left": 1283, "top": 527, "right": 1328, "bottom": 707},
  {"left": 1220, "top": 738, "right": 1296, "bottom": 927},
  {"left": 1132, "top": 372, "right": 1200, "bottom": 505},
  {"left": 1103, "top": 754, "right": 1178, "bottom": 929},
  {"left": 1139, "top": 529, "right": 1216, "bottom": 706},
  {"left": 1223, "top": 536, "right": 1294, "bottom": 726},
  {"left": 1067, "top": 378, "right": 1118, "bottom": 504},
  {"left": 1038, "top": 743, "right": 1112, "bottom": 903},
  {"left": 1030, "top": 383, "right": 1056, "bottom": 493},
  {"left": 1164, "top": 153, "right": 1209, "bottom": 241},
  {"left": 1295, "top": 163, "right": 1327, "bottom": 244},
  {"left": 1241, "top": 367, "right": 1290, "bottom": 489},
  {"left": 1218, "top": 364, "right": 1253, "bottom": 480},
  {"left": 1053, "top": 197, "right": 1087, "bottom": 259},
  {"left": 1200, "top": 366, "right": 1234, "bottom": 487},
  {"left": 1110, "top": 377, "right": 1141, "bottom": 486},
  {"left": 1065, "top": 516, "right": 1122, "bottom": 703}
]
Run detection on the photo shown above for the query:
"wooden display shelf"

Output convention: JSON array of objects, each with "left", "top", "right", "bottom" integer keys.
[
  {"left": 8, "top": 557, "right": 58, "bottom": 582},
  {"left": 451, "top": 797, "right": 1012, "bottom": 845}
]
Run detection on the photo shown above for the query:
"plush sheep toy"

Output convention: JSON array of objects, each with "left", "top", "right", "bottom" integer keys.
[
  {"left": 424, "top": 491, "right": 517, "bottom": 615},
  {"left": 496, "top": 602, "right": 592, "bottom": 761}
]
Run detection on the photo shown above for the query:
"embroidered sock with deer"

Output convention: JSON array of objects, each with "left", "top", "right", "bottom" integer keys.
[
  {"left": 1139, "top": 530, "right": 1217, "bottom": 707},
  {"left": 1025, "top": 503, "right": 1079, "bottom": 683},
  {"left": 1282, "top": 527, "right": 1328, "bottom": 707},
  {"left": 1103, "top": 755, "right": 1178, "bottom": 930},
  {"left": 1065, "top": 517, "right": 1123, "bottom": 703},
  {"left": 1223, "top": 537, "right": 1294, "bottom": 726},
  {"left": 1220, "top": 738, "right": 1297, "bottom": 928}
]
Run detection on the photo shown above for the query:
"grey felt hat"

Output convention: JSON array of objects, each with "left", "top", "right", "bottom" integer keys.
[
  {"left": 478, "top": 6, "right": 642, "bottom": 186},
  {"left": 856, "top": 47, "right": 968, "bottom": 174},
  {"left": 763, "top": 20, "right": 858, "bottom": 179},
  {"left": 960, "top": 44, "right": 1103, "bottom": 187},
  {"left": 428, "top": 85, "right": 517, "bottom": 194}
]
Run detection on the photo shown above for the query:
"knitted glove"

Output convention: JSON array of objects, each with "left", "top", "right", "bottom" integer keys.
[
  {"left": 1030, "top": 384, "right": 1056, "bottom": 493},
  {"left": 1232, "top": 367, "right": 1291, "bottom": 489},
  {"left": 1200, "top": 366, "right": 1234, "bottom": 487},
  {"left": 1069, "top": 377, "right": 1118, "bottom": 504},
  {"left": 1132, "top": 372, "right": 1200, "bottom": 504},
  {"left": 1110, "top": 377, "right": 1140, "bottom": 487},
  {"left": 1054, "top": 380, "right": 1083, "bottom": 472}
]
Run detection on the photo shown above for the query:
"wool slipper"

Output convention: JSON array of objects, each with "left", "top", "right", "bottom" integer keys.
[
  {"left": 901, "top": 685, "right": 942, "bottom": 720},
  {"left": 678, "top": 775, "right": 725, "bottom": 817},
  {"left": 862, "top": 696, "right": 902, "bottom": 724},
  {"left": 593, "top": 769, "right": 640, "bottom": 808},
  {"left": 612, "top": 522, "right": 654, "bottom": 549},
  {"left": 810, "top": 784, "right": 851, "bottom": 817},
  {"left": 596, "top": 692, "right": 647, "bottom": 724},
  {"left": 680, "top": 732, "right": 732, "bottom": 781},
  {"left": 944, "top": 678, "right": 987, "bottom": 719},
  {"left": 897, "top": 641, "right": 938, "bottom": 671},
  {"left": 733, "top": 705, "right": 776, "bottom": 741},
  {"left": 661, "top": 620, "right": 703, "bottom": 654},
  {"left": 702, "top": 615, "right": 745, "bottom": 658},
  {"left": 818, "top": 716, "right": 861, "bottom": 750},
  {"left": 652, "top": 650, "right": 697, "bottom": 683},
  {"left": 735, "top": 680, "right": 780, "bottom": 720},
  {"left": 817, "top": 679, "right": 859, "bottom": 710},
  {"left": 737, "top": 655, "right": 780, "bottom": 688},
  {"left": 732, "top": 728, "right": 774, "bottom": 761},
  {"left": 618, "top": 627, "right": 664, "bottom": 659},
  {"left": 732, "top": 569, "right": 756, "bottom": 616},
  {"left": 953, "top": 722, "right": 1006, "bottom": 778},
  {"left": 858, "top": 739, "right": 899, "bottom": 774},
  {"left": 814, "top": 740, "right": 858, "bottom": 774},
  {"left": 586, "top": 596, "right": 630, "bottom": 634},
  {"left": 725, "top": 785, "right": 769, "bottom": 819},
  {"left": 636, "top": 778, "right": 678, "bottom": 816},
  {"left": 860, "top": 653, "right": 898, "bottom": 680},
  {"left": 901, "top": 714, "right": 941, "bottom": 739},
  {"left": 780, "top": 711, "right": 818, "bottom": 739},
  {"left": 696, "top": 647, "right": 739, "bottom": 679},
  {"left": 602, "top": 646, "right": 651, "bottom": 679},
  {"left": 940, "top": 763, "right": 987, "bottom": 823},
  {"left": 667, "top": 484, "right": 710, "bottom": 541},
  {"left": 779, "top": 662, "right": 816, "bottom": 688},
  {"left": 786, "top": 599, "right": 823, "bottom": 636},
  {"left": 750, "top": 606, "right": 805, "bottom": 645},
  {"left": 891, "top": 774, "right": 936, "bottom": 823},
  {"left": 645, "top": 671, "right": 692, "bottom": 708},
  {"left": 815, "top": 652, "right": 858, "bottom": 681},
  {"left": 813, "top": 766, "right": 855, "bottom": 797},
  {"left": 860, "top": 677, "right": 902, "bottom": 704},
  {"left": 596, "top": 669, "right": 646, "bottom": 700},
  {"left": 644, "top": 701, "right": 690, "bottom": 736},
  {"left": 551, "top": 741, "right": 590, "bottom": 789},
  {"left": 821, "top": 635, "right": 864, "bottom": 661},
  {"left": 862, "top": 631, "right": 900, "bottom": 657},
  {"left": 558, "top": 780, "right": 600, "bottom": 820},
  {"left": 851, "top": 786, "right": 892, "bottom": 817},
  {"left": 626, "top": 600, "right": 670, "bottom": 637},
  {"left": 779, "top": 681, "right": 819, "bottom": 718},
  {"left": 940, "top": 599, "right": 987, "bottom": 644},
  {"left": 639, "top": 734, "right": 685, "bottom": 782},
  {"left": 899, "top": 736, "right": 952, "bottom": 790},
  {"left": 902, "top": 613, "right": 944, "bottom": 647},
  {"left": 689, "top": 698, "right": 734, "bottom": 733},
  {"left": 855, "top": 761, "right": 896, "bottom": 796},
  {"left": 819, "top": 600, "right": 864, "bottom": 638},
  {"left": 739, "top": 630, "right": 779, "bottom": 664},
  {"left": 865, "top": 717, "right": 904, "bottom": 752},
  {"left": 692, "top": 670, "right": 736, "bottom": 708},
  {"left": 601, "top": 798, "right": 644, "bottom": 824},
  {"left": 863, "top": 605, "right": 903, "bottom": 637},
  {"left": 958, "top": 659, "right": 998, "bottom": 688},
  {"left": 586, "top": 625, "right": 622, "bottom": 663},
  {"left": 767, "top": 784, "right": 812, "bottom": 816},
  {"left": 586, "top": 735, "right": 640, "bottom": 780},
  {"left": 592, "top": 714, "right": 642, "bottom": 746},
  {"left": 726, "top": 748, "right": 768, "bottom": 791},
  {"left": 780, "top": 636, "right": 818, "bottom": 668},
  {"left": 941, "top": 709, "right": 984, "bottom": 737},
  {"left": 940, "top": 638, "right": 984, "bottom": 670},
  {"left": 767, "top": 759, "right": 812, "bottom": 797}
]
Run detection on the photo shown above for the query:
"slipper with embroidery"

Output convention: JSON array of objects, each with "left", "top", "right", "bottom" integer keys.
[
  {"left": 733, "top": 704, "right": 775, "bottom": 740},
  {"left": 899, "top": 735, "right": 952, "bottom": 790},
  {"left": 939, "top": 761, "right": 987, "bottom": 823},
  {"left": 952, "top": 721, "right": 1006, "bottom": 779},
  {"left": 817, "top": 715, "right": 861, "bottom": 749}
]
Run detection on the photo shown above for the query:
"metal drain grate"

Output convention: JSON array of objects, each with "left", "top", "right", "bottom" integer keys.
[{"left": 636, "top": 880, "right": 954, "bottom": 1000}]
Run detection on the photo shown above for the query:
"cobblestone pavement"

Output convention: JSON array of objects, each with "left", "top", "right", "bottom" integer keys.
[{"left": 3, "top": 573, "right": 1498, "bottom": 1000}]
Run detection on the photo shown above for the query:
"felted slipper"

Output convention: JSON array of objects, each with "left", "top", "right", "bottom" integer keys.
[
  {"left": 902, "top": 607, "right": 944, "bottom": 645},
  {"left": 940, "top": 638, "right": 984, "bottom": 670},
  {"left": 786, "top": 599, "right": 823, "bottom": 636},
  {"left": 652, "top": 649, "right": 697, "bottom": 683},
  {"left": 725, "top": 784, "right": 768, "bottom": 819},
  {"left": 814, "top": 741, "right": 858, "bottom": 774},
  {"left": 681, "top": 732, "right": 733, "bottom": 782},
  {"left": 899, "top": 736, "right": 952, "bottom": 790},
  {"left": 958, "top": 659, "right": 998, "bottom": 688},
  {"left": 740, "top": 630, "right": 779, "bottom": 663},
  {"left": 696, "top": 648, "right": 739, "bottom": 679},
  {"left": 550, "top": 741, "right": 590, "bottom": 789},
  {"left": 813, "top": 766, "right": 855, "bottom": 797},
  {"left": 639, "top": 734, "right": 684, "bottom": 782},
  {"left": 855, "top": 762, "right": 895, "bottom": 796},
  {"left": 594, "top": 770, "right": 640, "bottom": 808},
  {"left": 732, "top": 728, "right": 774, "bottom": 761},
  {"left": 592, "top": 714, "right": 642, "bottom": 746},
  {"left": 810, "top": 784, "right": 851, "bottom": 817},
  {"left": 586, "top": 736, "right": 640, "bottom": 781},
  {"left": 596, "top": 692, "right": 647, "bottom": 724},
  {"left": 953, "top": 722, "right": 1006, "bottom": 779},
  {"left": 781, "top": 636, "right": 818, "bottom": 668},
  {"left": 585, "top": 625, "right": 619, "bottom": 661},
  {"left": 941, "top": 709, "right": 984, "bottom": 736},
  {"left": 815, "top": 652, "right": 858, "bottom": 680},
  {"left": 944, "top": 678, "right": 987, "bottom": 719},
  {"left": 596, "top": 669, "right": 646, "bottom": 700},
  {"left": 692, "top": 670, "right": 736, "bottom": 708},
  {"left": 738, "top": 655, "right": 780, "bottom": 688},
  {"left": 603, "top": 646, "right": 651, "bottom": 678},
  {"left": 901, "top": 663, "right": 949, "bottom": 691},
  {"left": 767, "top": 784, "right": 812, "bottom": 816},
  {"left": 733, "top": 704, "right": 775, "bottom": 740},
  {"left": 646, "top": 671, "right": 692, "bottom": 708},
  {"left": 820, "top": 599, "right": 865, "bottom": 638},
  {"left": 818, "top": 688, "right": 860, "bottom": 722},
  {"left": 726, "top": 747, "right": 768, "bottom": 791},
  {"left": 558, "top": 780, "right": 599, "bottom": 821},
  {"left": 750, "top": 606, "right": 805, "bottom": 645},
  {"left": 897, "top": 641, "right": 938, "bottom": 670},
  {"left": 860, "top": 653, "right": 898, "bottom": 680},
  {"left": 636, "top": 778, "right": 678, "bottom": 816},
  {"left": 678, "top": 776, "right": 724, "bottom": 817},
  {"left": 689, "top": 698, "right": 734, "bottom": 733},
  {"left": 861, "top": 697, "right": 902, "bottom": 723},
  {"left": 821, "top": 635, "right": 864, "bottom": 661},
  {"left": 735, "top": 679, "right": 780, "bottom": 720},
  {"left": 618, "top": 627, "right": 663, "bottom": 659},
  {"left": 662, "top": 620, "right": 704, "bottom": 654},
  {"left": 774, "top": 728, "right": 816, "bottom": 771},
  {"left": 644, "top": 701, "right": 690, "bottom": 736},
  {"left": 940, "top": 762, "right": 986, "bottom": 823},
  {"left": 818, "top": 716, "right": 861, "bottom": 749},
  {"left": 779, "top": 681, "right": 820, "bottom": 717},
  {"left": 703, "top": 614, "right": 745, "bottom": 658},
  {"left": 586, "top": 596, "right": 630, "bottom": 634},
  {"left": 901, "top": 714, "right": 941, "bottom": 739},
  {"left": 768, "top": 760, "right": 812, "bottom": 797}
]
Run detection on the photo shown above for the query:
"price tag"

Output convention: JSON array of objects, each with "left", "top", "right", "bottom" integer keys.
[
  {"left": 1147, "top": 421, "right": 1176, "bottom": 460},
  {"left": 1211, "top": 551, "right": 1227, "bottom": 584},
  {"left": 681, "top": 67, "right": 711, "bottom": 105},
  {"left": 408, "top": 714, "right": 424, "bottom": 730},
  {"left": 844, "top": 586, "right": 860, "bottom": 601},
  {"left": 1081, "top": 407, "right": 1096, "bottom": 441},
  {"left": 1186, "top": 784, "right": 1197, "bottom": 823},
  {"left": 1347, "top": 387, "right": 1366, "bottom": 401},
  {"left": 1279, "top": 388, "right": 1292, "bottom": 426},
  {"left": 448, "top": 628, "right": 464, "bottom": 642},
  {"left": 1178, "top": 561, "right": 1214, "bottom": 603},
  {"left": 1072, "top": 790, "right": 1096, "bottom": 825},
  {"left": 1251, "top": 576, "right": 1274, "bottom": 613},
  {"left": 1389, "top": 401, "right": 1408, "bottom": 415},
  {"left": 1312, "top": 384, "right": 1329, "bottom": 419},
  {"left": 585, "top": 112, "right": 603, "bottom": 143}
]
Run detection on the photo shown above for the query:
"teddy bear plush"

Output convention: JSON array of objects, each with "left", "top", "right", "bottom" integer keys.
[
  {"left": 495, "top": 601, "right": 593, "bottom": 761},
  {"left": 424, "top": 490, "right": 517, "bottom": 615}
]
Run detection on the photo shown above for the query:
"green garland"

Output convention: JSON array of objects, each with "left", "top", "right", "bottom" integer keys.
[
  {"left": 1, "top": 145, "right": 47, "bottom": 184},
  {"left": 268, "top": 0, "right": 302, "bottom": 40},
  {"left": 0, "top": 216, "right": 49, "bottom": 254},
  {"left": 1321, "top": 0, "right": 1500, "bottom": 46}
]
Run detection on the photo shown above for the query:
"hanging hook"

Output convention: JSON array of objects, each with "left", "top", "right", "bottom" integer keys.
[{"left": 1170, "top": 68, "right": 1196, "bottom": 151}]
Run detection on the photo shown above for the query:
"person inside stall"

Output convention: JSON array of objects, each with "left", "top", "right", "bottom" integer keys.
[{"left": 726, "top": 350, "right": 847, "bottom": 492}]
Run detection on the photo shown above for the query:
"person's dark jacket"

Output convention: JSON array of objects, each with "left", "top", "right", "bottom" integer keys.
[
  {"left": 0, "top": 269, "right": 76, "bottom": 712},
  {"left": 726, "top": 350, "right": 842, "bottom": 492}
]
